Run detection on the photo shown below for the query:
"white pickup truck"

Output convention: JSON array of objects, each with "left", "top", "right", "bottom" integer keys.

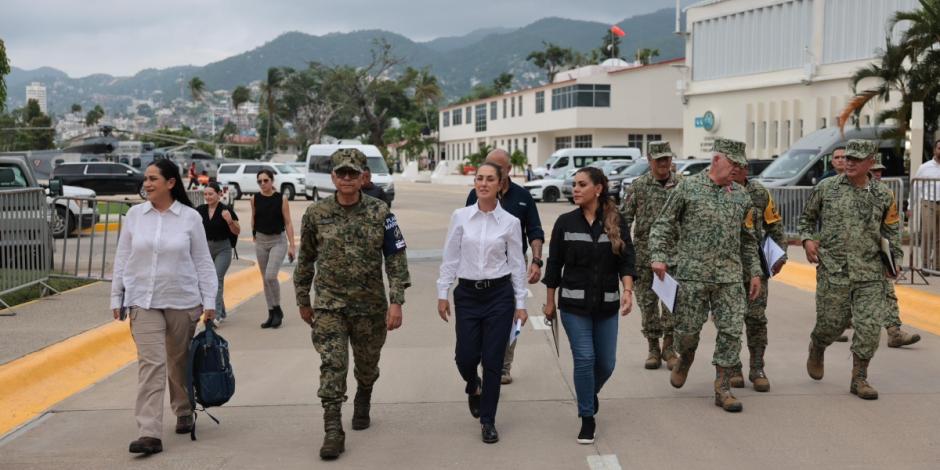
[{"left": 0, "top": 156, "right": 98, "bottom": 238}]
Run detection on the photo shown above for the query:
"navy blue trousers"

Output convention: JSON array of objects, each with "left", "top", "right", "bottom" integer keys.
[{"left": 453, "top": 282, "right": 515, "bottom": 425}]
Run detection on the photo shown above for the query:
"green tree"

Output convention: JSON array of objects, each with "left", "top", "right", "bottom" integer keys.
[
  {"left": 0, "top": 39, "right": 10, "bottom": 113},
  {"left": 188, "top": 76, "right": 205, "bottom": 104},
  {"left": 635, "top": 48, "right": 661, "bottom": 65},
  {"left": 84, "top": 105, "right": 104, "bottom": 126},
  {"left": 260, "top": 67, "right": 285, "bottom": 152},
  {"left": 70, "top": 103, "right": 82, "bottom": 113},
  {"left": 412, "top": 67, "right": 442, "bottom": 131},
  {"left": 526, "top": 42, "right": 575, "bottom": 83},
  {"left": 278, "top": 63, "right": 353, "bottom": 149},
  {"left": 492, "top": 73, "right": 513, "bottom": 94},
  {"left": 465, "top": 142, "right": 492, "bottom": 168},
  {"left": 510, "top": 148, "right": 528, "bottom": 176},
  {"left": 601, "top": 31, "right": 623, "bottom": 60},
  {"left": 383, "top": 119, "right": 434, "bottom": 162},
  {"left": 136, "top": 103, "right": 154, "bottom": 118}
]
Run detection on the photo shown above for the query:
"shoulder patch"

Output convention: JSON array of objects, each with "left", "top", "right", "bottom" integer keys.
[
  {"left": 744, "top": 209, "right": 755, "bottom": 229},
  {"left": 884, "top": 197, "right": 900, "bottom": 225},
  {"left": 383, "top": 213, "right": 407, "bottom": 256},
  {"left": 763, "top": 193, "right": 783, "bottom": 225}
]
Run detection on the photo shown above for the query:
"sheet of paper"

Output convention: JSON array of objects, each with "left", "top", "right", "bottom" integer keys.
[
  {"left": 508, "top": 318, "right": 523, "bottom": 346},
  {"left": 761, "top": 237, "right": 786, "bottom": 277},
  {"left": 652, "top": 273, "right": 678, "bottom": 312}
]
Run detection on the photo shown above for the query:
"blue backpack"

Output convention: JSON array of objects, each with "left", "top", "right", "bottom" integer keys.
[{"left": 186, "top": 322, "right": 235, "bottom": 440}]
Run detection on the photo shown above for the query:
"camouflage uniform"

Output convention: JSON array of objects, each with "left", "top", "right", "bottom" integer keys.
[
  {"left": 294, "top": 151, "right": 411, "bottom": 411},
  {"left": 648, "top": 140, "right": 761, "bottom": 369},
  {"left": 740, "top": 178, "right": 787, "bottom": 349}
]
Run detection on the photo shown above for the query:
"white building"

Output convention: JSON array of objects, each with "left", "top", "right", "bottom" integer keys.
[
  {"left": 26, "top": 82, "right": 48, "bottom": 114},
  {"left": 438, "top": 59, "right": 686, "bottom": 167},
  {"left": 681, "top": 0, "right": 918, "bottom": 159}
]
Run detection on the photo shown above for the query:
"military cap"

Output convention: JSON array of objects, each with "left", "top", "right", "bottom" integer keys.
[
  {"left": 331, "top": 148, "right": 367, "bottom": 173},
  {"left": 872, "top": 152, "right": 886, "bottom": 170},
  {"left": 844, "top": 139, "right": 878, "bottom": 160},
  {"left": 712, "top": 137, "right": 747, "bottom": 165},
  {"left": 648, "top": 141, "right": 675, "bottom": 159}
]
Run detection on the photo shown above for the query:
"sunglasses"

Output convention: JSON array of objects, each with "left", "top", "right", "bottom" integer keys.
[
  {"left": 335, "top": 169, "right": 361, "bottom": 179},
  {"left": 257, "top": 178, "right": 271, "bottom": 184}
]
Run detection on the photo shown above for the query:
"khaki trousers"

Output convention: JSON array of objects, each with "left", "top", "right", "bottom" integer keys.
[{"left": 129, "top": 306, "right": 202, "bottom": 439}]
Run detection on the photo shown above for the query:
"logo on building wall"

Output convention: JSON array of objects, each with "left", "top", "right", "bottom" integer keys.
[{"left": 694, "top": 111, "right": 719, "bottom": 133}]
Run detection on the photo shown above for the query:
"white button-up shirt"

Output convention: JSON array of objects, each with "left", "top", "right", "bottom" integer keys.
[
  {"left": 437, "top": 202, "right": 527, "bottom": 309},
  {"left": 110, "top": 201, "right": 218, "bottom": 310},
  {"left": 914, "top": 159, "right": 940, "bottom": 201}
]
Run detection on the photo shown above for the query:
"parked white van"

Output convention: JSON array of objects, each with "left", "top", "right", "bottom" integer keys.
[
  {"left": 215, "top": 162, "right": 307, "bottom": 200},
  {"left": 305, "top": 142, "right": 395, "bottom": 204},
  {"left": 543, "top": 148, "right": 641, "bottom": 179}
]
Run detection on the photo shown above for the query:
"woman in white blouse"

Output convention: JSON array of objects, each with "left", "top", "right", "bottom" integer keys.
[
  {"left": 111, "top": 159, "right": 218, "bottom": 455},
  {"left": 437, "top": 162, "right": 528, "bottom": 444}
]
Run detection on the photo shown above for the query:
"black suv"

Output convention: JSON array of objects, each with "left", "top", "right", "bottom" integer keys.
[{"left": 52, "top": 162, "right": 146, "bottom": 198}]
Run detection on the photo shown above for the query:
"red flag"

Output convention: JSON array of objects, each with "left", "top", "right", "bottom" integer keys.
[{"left": 610, "top": 25, "right": 626, "bottom": 37}]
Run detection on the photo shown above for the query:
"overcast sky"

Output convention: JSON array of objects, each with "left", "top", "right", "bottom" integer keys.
[{"left": 1, "top": 0, "right": 692, "bottom": 77}]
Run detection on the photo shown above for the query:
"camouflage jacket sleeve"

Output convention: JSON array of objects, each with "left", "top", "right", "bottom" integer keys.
[
  {"left": 762, "top": 189, "right": 788, "bottom": 262},
  {"left": 648, "top": 185, "right": 683, "bottom": 266},
  {"left": 621, "top": 182, "right": 637, "bottom": 229},
  {"left": 384, "top": 249, "right": 411, "bottom": 305},
  {"left": 293, "top": 210, "right": 318, "bottom": 307},
  {"left": 881, "top": 190, "right": 903, "bottom": 262},
  {"left": 741, "top": 209, "right": 762, "bottom": 279},
  {"left": 798, "top": 183, "right": 823, "bottom": 244}
]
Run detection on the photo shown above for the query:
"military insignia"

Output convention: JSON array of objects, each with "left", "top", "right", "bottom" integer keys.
[
  {"left": 383, "top": 213, "right": 407, "bottom": 255},
  {"left": 763, "top": 194, "right": 782, "bottom": 224},
  {"left": 744, "top": 209, "right": 755, "bottom": 229},
  {"left": 884, "top": 198, "right": 900, "bottom": 225}
]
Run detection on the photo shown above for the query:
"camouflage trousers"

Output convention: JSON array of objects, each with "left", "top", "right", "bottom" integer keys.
[
  {"left": 883, "top": 280, "right": 902, "bottom": 329},
  {"left": 311, "top": 309, "right": 387, "bottom": 408},
  {"left": 673, "top": 280, "right": 745, "bottom": 368},
  {"left": 636, "top": 267, "right": 674, "bottom": 339},
  {"left": 742, "top": 277, "right": 769, "bottom": 349},
  {"left": 810, "top": 270, "right": 887, "bottom": 360}
]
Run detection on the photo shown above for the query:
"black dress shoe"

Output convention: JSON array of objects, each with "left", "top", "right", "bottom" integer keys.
[
  {"left": 128, "top": 437, "right": 162, "bottom": 454},
  {"left": 175, "top": 414, "right": 194, "bottom": 434},
  {"left": 468, "top": 393, "right": 481, "bottom": 418},
  {"left": 481, "top": 424, "right": 499, "bottom": 444}
]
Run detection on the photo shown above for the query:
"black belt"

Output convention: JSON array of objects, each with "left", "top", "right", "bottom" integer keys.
[{"left": 458, "top": 275, "right": 511, "bottom": 290}]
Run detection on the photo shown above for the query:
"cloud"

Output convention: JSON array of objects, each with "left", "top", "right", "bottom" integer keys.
[{"left": 1, "top": 0, "right": 690, "bottom": 77}]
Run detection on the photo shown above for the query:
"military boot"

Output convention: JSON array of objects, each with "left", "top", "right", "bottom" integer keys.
[
  {"left": 729, "top": 365, "right": 745, "bottom": 388},
  {"left": 886, "top": 326, "right": 921, "bottom": 348},
  {"left": 644, "top": 338, "right": 662, "bottom": 370},
  {"left": 714, "top": 367, "right": 743, "bottom": 412},
  {"left": 748, "top": 346, "right": 770, "bottom": 392},
  {"left": 850, "top": 354, "right": 878, "bottom": 400},
  {"left": 352, "top": 387, "right": 372, "bottom": 430},
  {"left": 319, "top": 407, "right": 346, "bottom": 460},
  {"left": 806, "top": 341, "right": 825, "bottom": 380},
  {"left": 669, "top": 349, "right": 695, "bottom": 389},
  {"left": 662, "top": 335, "right": 679, "bottom": 371}
]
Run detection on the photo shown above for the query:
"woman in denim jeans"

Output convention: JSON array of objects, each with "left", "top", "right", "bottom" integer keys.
[{"left": 542, "top": 166, "right": 635, "bottom": 445}]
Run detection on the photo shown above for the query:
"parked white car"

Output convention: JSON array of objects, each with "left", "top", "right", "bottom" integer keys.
[
  {"left": 216, "top": 162, "right": 307, "bottom": 200},
  {"left": 305, "top": 142, "right": 395, "bottom": 203},
  {"left": 524, "top": 168, "right": 577, "bottom": 203}
]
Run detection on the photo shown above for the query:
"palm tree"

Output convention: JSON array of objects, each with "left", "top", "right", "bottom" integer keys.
[
  {"left": 260, "top": 67, "right": 284, "bottom": 152},
  {"left": 188, "top": 77, "right": 205, "bottom": 104},
  {"left": 891, "top": 0, "right": 940, "bottom": 59},
  {"left": 839, "top": 39, "right": 909, "bottom": 134},
  {"left": 635, "top": 48, "right": 660, "bottom": 65},
  {"left": 231, "top": 85, "right": 250, "bottom": 128},
  {"left": 412, "top": 68, "right": 442, "bottom": 130}
]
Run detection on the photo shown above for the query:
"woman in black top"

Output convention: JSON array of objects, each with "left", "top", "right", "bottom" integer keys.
[
  {"left": 542, "top": 166, "right": 636, "bottom": 445},
  {"left": 251, "top": 168, "right": 296, "bottom": 328},
  {"left": 196, "top": 182, "right": 240, "bottom": 325}
]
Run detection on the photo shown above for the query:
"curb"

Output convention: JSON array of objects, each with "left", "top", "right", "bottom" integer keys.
[{"left": 0, "top": 264, "right": 290, "bottom": 437}]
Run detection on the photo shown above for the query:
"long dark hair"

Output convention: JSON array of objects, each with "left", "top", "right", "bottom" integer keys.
[
  {"left": 576, "top": 167, "right": 624, "bottom": 255},
  {"left": 148, "top": 159, "right": 193, "bottom": 207}
]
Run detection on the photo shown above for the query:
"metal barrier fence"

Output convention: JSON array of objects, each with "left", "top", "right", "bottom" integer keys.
[
  {"left": 766, "top": 186, "right": 815, "bottom": 238},
  {"left": 909, "top": 177, "right": 940, "bottom": 275},
  {"left": 0, "top": 188, "right": 55, "bottom": 315}
]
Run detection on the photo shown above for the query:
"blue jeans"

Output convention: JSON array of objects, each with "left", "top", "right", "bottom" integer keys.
[{"left": 560, "top": 311, "right": 618, "bottom": 417}]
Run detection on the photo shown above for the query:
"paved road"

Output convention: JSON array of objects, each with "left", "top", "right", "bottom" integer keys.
[{"left": 2, "top": 182, "right": 938, "bottom": 469}]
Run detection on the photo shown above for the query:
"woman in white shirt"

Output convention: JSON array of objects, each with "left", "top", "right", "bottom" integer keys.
[
  {"left": 111, "top": 159, "right": 218, "bottom": 455},
  {"left": 437, "top": 162, "right": 528, "bottom": 444}
]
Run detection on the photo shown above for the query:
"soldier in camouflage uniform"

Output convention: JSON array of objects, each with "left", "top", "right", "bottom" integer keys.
[
  {"left": 621, "top": 141, "right": 680, "bottom": 370},
  {"left": 294, "top": 149, "right": 411, "bottom": 459},
  {"left": 800, "top": 140, "right": 902, "bottom": 400},
  {"left": 649, "top": 137, "right": 763, "bottom": 412},
  {"left": 729, "top": 164, "right": 787, "bottom": 392},
  {"left": 869, "top": 155, "right": 920, "bottom": 348}
]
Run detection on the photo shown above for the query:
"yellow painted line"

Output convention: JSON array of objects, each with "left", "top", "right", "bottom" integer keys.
[
  {"left": 0, "top": 265, "right": 290, "bottom": 437},
  {"left": 773, "top": 261, "right": 940, "bottom": 336},
  {"left": 80, "top": 222, "right": 120, "bottom": 234}
]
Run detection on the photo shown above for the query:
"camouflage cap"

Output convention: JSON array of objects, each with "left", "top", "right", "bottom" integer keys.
[
  {"left": 712, "top": 137, "right": 747, "bottom": 165},
  {"left": 872, "top": 152, "right": 886, "bottom": 170},
  {"left": 648, "top": 141, "right": 674, "bottom": 159},
  {"left": 331, "top": 148, "right": 366, "bottom": 173},
  {"left": 844, "top": 139, "right": 878, "bottom": 160}
]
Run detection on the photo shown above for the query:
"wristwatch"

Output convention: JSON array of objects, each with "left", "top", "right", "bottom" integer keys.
[{"left": 531, "top": 257, "right": 543, "bottom": 267}]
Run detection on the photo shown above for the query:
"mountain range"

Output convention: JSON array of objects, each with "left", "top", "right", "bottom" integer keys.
[{"left": 5, "top": 8, "right": 686, "bottom": 115}]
